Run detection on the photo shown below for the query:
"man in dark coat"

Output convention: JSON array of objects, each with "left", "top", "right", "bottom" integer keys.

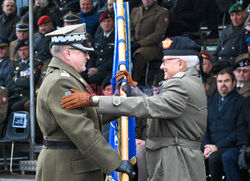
[
  {"left": 83, "top": 11, "right": 114, "bottom": 92},
  {"left": 0, "top": 0, "right": 20, "bottom": 41},
  {"left": 202, "top": 68, "right": 248, "bottom": 181},
  {"left": 34, "top": 16, "right": 54, "bottom": 63},
  {"left": 211, "top": 2, "right": 247, "bottom": 65},
  {"left": 36, "top": 24, "right": 134, "bottom": 181},
  {"left": 61, "top": 36, "right": 208, "bottom": 181},
  {"left": 8, "top": 39, "right": 42, "bottom": 112},
  {"left": 22, "top": 0, "right": 63, "bottom": 33},
  {"left": 0, "top": 36, "right": 13, "bottom": 88}
]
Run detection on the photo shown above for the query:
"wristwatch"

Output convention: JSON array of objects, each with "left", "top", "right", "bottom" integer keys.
[{"left": 92, "top": 96, "right": 100, "bottom": 106}]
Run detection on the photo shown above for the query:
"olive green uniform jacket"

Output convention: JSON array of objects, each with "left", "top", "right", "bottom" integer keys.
[
  {"left": 131, "top": 3, "right": 169, "bottom": 62},
  {"left": 36, "top": 57, "right": 121, "bottom": 181},
  {"left": 98, "top": 67, "right": 207, "bottom": 181},
  {"left": 238, "top": 79, "right": 250, "bottom": 98}
]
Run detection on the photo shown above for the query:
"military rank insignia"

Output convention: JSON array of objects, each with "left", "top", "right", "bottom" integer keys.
[{"left": 162, "top": 38, "right": 173, "bottom": 49}]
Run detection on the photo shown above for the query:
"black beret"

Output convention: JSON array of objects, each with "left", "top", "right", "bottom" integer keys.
[
  {"left": 15, "top": 39, "right": 29, "bottom": 53},
  {"left": 160, "top": 36, "right": 201, "bottom": 56},
  {"left": 0, "top": 36, "right": 9, "bottom": 47},
  {"left": 234, "top": 53, "right": 250, "bottom": 69}
]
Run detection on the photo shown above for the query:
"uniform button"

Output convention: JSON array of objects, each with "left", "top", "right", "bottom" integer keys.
[
  {"left": 222, "top": 47, "right": 224, "bottom": 50},
  {"left": 219, "top": 57, "right": 222, "bottom": 60},
  {"left": 99, "top": 58, "right": 102, "bottom": 61},
  {"left": 101, "top": 50, "right": 103, "bottom": 52},
  {"left": 232, "top": 47, "right": 235, "bottom": 50},
  {"left": 109, "top": 46, "right": 111, "bottom": 48}
]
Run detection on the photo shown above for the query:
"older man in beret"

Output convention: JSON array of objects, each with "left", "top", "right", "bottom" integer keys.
[
  {"left": 212, "top": 2, "right": 247, "bottom": 65},
  {"left": 35, "top": 24, "right": 134, "bottom": 181},
  {"left": 83, "top": 11, "right": 114, "bottom": 93},
  {"left": 233, "top": 53, "right": 250, "bottom": 97},
  {"left": 34, "top": 15, "right": 54, "bottom": 63},
  {"left": 61, "top": 36, "right": 208, "bottom": 181}
]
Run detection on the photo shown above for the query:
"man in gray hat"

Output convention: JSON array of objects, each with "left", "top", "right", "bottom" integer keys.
[
  {"left": 63, "top": 10, "right": 80, "bottom": 26},
  {"left": 9, "top": 20, "right": 29, "bottom": 61},
  {"left": 61, "top": 36, "right": 208, "bottom": 181},
  {"left": 36, "top": 24, "right": 134, "bottom": 181}
]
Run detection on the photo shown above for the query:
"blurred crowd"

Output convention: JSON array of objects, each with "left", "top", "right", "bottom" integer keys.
[{"left": 0, "top": 0, "right": 250, "bottom": 180}]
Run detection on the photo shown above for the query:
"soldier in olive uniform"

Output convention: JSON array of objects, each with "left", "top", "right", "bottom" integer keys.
[
  {"left": 36, "top": 24, "right": 134, "bottom": 181},
  {"left": 9, "top": 20, "right": 29, "bottom": 61},
  {"left": 62, "top": 36, "right": 208, "bottom": 181},
  {"left": 212, "top": 2, "right": 247, "bottom": 65},
  {"left": 8, "top": 39, "right": 42, "bottom": 112}
]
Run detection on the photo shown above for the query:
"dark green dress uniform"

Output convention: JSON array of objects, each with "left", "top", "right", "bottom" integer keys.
[
  {"left": 8, "top": 59, "right": 41, "bottom": 112},
  {"left": 36, "top": 57, "right": 121, "bottom": 181}
]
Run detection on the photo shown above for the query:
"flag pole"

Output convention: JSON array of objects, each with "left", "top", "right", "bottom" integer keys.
[{"left": 116, "top": 0, "right": 129, "bottom": 180}]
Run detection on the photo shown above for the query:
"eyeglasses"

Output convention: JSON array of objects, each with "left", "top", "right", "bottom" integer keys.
[
  {"left": 161, "top": 58, "right": 180, "bottom": 65},
  {"left": 68, "top": 48, "right": 89, "bottom": 55},
  {"left": 235, "top": 69, "right": 249, "bottom": 74}
]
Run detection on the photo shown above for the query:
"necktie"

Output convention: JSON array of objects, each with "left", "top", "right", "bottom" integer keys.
[{"left": 218, "top": 98, "right": 224, "bottom": 112}]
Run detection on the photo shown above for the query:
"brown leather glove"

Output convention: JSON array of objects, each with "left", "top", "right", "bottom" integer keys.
[
  {"left": 116, "top": 70, "right": 138, "bottom": 86},
  {"left": 61, "top": 89, "right": 95, "bottom": 110}
]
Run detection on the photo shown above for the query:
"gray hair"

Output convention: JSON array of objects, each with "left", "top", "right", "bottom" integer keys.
[
  {"left": 164, "top": 55, "right": 199, "bottom": 68},
  {"left": 51, "top": 45, "right": 71, "bottom": 57}
]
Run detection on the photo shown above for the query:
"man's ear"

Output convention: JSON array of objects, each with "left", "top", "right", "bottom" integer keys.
[
  {"left": 64, "top": 49, "right": 71, "bottom": 60},
  {"left": 179, "top": 59, "right": 186, "bottom": 70}
]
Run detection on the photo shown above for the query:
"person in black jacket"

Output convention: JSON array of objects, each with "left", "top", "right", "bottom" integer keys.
[
  {"left": 202, "top": 67, "right": 248, "bottom": 181},
  {"left": 83, "top": 11, "right": 114, "bottom": 94},
  {"left": 0, "top": 0, "right": 20, "bottom": 41}
]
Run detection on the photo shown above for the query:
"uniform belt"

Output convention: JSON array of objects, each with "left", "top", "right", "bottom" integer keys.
[
  {"left": 43, "top": 139, "right": 76, "bottom": 149},
  {"left": 146, "top": 137, "right": 201, "bottom": 150}
]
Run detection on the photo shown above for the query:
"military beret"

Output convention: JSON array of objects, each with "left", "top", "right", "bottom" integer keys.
[
  {"left": 45, "top": 23, "right": 94, "bottom": 52},
  {"left": 15, "top": 39, "right": 29, "bottom": 53},
  {"left": 16, "top": 20, "right": 29, "bottom": 31},
  {"left": 0, "top": 36, "right": 9, "bottom": 47},
  {"left": 37, "top": 16, "right": 51, "bottom": 26},
  {"left": 234, "top": 53, "right": 250, "bottom": 69},
  {"left": 200, "top": 51, "right": 211, "bottom": 60},
  {"left": 63, "top": 11, "right": 79, "bottom": 23},
  {"left": 160, "top": 36, "right": 201, "bottom": 56},
  {"left": 99, "top": 11, "right": 113, "bottom": 23},
  {"left": 228, "top": 2, "right": 244, "bottom": 14}
]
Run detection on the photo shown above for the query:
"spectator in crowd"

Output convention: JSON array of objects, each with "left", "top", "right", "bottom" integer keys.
[
  {"left": 107, "top": 0, "right": 116, "bottom": 13},
  {"left": 36, "top": 24, "right": 134, "bottom": 181},
  {"left": 0, "top": 0, "right": 20, "bottom": 41},
  {"left": 166, "top": 0, "right": 207, "bottom": 37},
  {"left": 78, "top": 0, "right": 100, "bottom": 37},
  {"left": 53, "top": 0, "right": 80, "bottom": 14},
  {"left": 63, "top": 11, "right": 80, "bottom": 26},
  {"left": 233, "top": 53, "right": 250, "bottom": 97},
  {"left": 34, "top": 16, "right": 54, "bottom": 63},
  {"left": 0, "top": 36, "right": 13, "bottom": 88},
  {"left": 0, "top": 86, "right": 7, "bottom": 136},
  {"left": 61, "top": 36, "right": 208, "bottom": 181},
  {"left": 240, "top": 14, "right": 250, "bottom": 54},
  {"left": 8, "top": 39, "right": 42, "bottom": 112},
  {"left": 247, "top": 36, "right": 250, "bottom": 53},
  {"left": 212, "top": 2, "right": 247, "bottom": 65},
  {"left": 83, "top": 11, "right": 114, "bottom": 92},
  {"left": 22, "top": 0, "right": 63, "bottom": 32},
  {"left": 196, "top": 51, "right": 217, "bottom": 97},
  {"left": 130, "top": 0, "right": 169, "bottom": 84},
  {"left": 9, "top": 19, "right": 29, "bottom": 61},
  {"left": 202, "top": 67, "right": 248, "bottom": 181}
]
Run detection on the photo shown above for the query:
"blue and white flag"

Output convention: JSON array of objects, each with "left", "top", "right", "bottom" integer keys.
[{"left": 108, "top": 2, "right": 136, "bottom": 181}]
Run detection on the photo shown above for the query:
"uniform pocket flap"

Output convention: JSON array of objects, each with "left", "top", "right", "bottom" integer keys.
[{"left": 72, "top": 157, "right": 100, "bottom": 174}]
